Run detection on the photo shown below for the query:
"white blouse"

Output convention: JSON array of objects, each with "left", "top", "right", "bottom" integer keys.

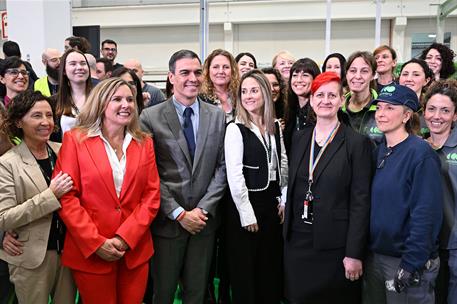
[
  {"left": 89, "top": 130, "right": 133, "bottom": 198},
  {"left": 224, "top": 118, "right": 288, "bottom": 227}
]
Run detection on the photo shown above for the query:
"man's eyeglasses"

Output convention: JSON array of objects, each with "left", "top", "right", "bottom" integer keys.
[
  {"left": 5, "top": 69, "right": 29, "bottom": 77},
  {"left": 377, "top": 147, "right": 393, "bottom": 169},
  {"left": 103, "top": 48, "right": 117, "bottom": 52}
]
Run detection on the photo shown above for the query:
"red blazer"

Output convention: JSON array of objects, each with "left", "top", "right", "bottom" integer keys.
[{"left": 54, "top": 130, "right": 160, "bottom": 274}]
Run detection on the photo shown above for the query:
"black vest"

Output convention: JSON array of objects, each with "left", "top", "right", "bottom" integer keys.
[{"left": 235, "top": 122, "right": 282, "bottom": 193}]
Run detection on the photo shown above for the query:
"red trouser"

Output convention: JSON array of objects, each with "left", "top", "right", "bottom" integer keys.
[{"left": 72, "top": 260, "right": 148, "bottom": 304}]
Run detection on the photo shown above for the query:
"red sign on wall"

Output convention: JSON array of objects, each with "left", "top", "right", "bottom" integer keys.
[{"left": 1, "top": 12, "right": 7, "bottom": 40}]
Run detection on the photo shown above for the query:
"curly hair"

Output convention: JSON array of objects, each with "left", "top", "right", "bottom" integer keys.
[
  {"left": 420, "top": 43, "right": 456, "bottom": 79},
  {"left": 424, "top": 78, "right": 457, "bottom": 110},
  {"left": 6, "top": 90, "right": 56, "bottom": 139},
  {"left": 201, "top": 49, "right": 240, "bottom": 103}
]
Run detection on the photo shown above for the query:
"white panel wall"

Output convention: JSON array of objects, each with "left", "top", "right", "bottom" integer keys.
[
  {"left": 235, "top": 20, "right": 390, "bottom": 68},
  {"left": 101, "top": 24, "right": 224, "bottom": 79}
]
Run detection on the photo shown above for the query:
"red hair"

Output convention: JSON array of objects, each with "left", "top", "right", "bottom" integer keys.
[{"left": 311, "top": 71, "right": 341, "bottom": 95}]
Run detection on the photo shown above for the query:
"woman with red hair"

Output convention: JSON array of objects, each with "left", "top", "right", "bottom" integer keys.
[{"left": 283, "top": 72, "right": 372, "bottom": 303}]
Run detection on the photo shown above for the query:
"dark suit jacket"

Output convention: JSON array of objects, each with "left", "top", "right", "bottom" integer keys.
[
  {"left": 284, "top": 124, "right": 373, "bottom": 259},
  {"left": 140, "top": 98, "right": 227, "bottom": 238}
]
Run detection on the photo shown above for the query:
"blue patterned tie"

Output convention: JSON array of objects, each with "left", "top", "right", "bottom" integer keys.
[{"left": 183, "top": 107, "right": 196, "bottom": 161}]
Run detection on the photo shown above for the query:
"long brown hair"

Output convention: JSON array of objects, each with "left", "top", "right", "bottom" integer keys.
[
  {"left": 201, "top": 49, "right": 240, "bottom": 103},
  {"left": 56, "top": 49, "right": 92, "bottom": 117},
  {"left": 236, "top": 70, "right": 276, "bottom": 135}
]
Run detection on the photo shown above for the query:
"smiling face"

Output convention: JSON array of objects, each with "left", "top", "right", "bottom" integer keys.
[
  {"left": 274, "top": 55, "right": 294, "bottom": 80},
  {"left": 325, "top": 57, "right": 342, "bottom": 77},
  {"left": 209, "top": 55, "right": 232, "bottom": 88},
  {"left": 346, "top": 57, "right": 374, "bottom": 94},
  {"left": 241, "top": 77, "right": 264, "bottom": 116},
  {"left": 103, "top": 84, "right": 135, "bottom": 129},
  {"left": 310, "top": 81, "right": 343, "bottom": 120},
  {"left": 291, "top": 70, "right": 313, "bottom": 98},
  {"left": 425, "top": 48, "right": 442, "bottom": 78},
  {"left": 375, "top": 102, "right": 410, "bottom": 134},
  {"left": 168, "top": 57, "right": 202, "bottom": 105},
  {"left": 19, "top": 100, "right": 54, "bottom": 145},
  {"left": 65, "top": 52, "right": 89, "bottom": 84},
  {"left": 0, "top": 64, "right": 29, "bottom": 98},
  {"left": 399, "top": 63, "right": 430, "bottom": 98},
  {"left": 237, "top": 55, "right": 255, "bottom": 76},
  {"left": 375, "top": 49, "right": 396, "bottom": 75},
  {"left": 101, "top": 42, "right": 117, "bottom": 61},
  {"left": 425, "top": 93, "right": 457, "bottom": 137},
  {"left": 265, "top": 73, "right": 280, "bottom": 102}
]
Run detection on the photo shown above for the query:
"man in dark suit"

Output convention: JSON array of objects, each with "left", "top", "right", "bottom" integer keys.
[{"left": 140, "top": 49, "right": 226, "bottom": 304}]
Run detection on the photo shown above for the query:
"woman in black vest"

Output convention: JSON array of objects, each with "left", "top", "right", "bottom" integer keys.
[
  {"left": 284, "top": 72, "right": 372, "bottom": 303},
  {"left": 224, "top": 69, "right": 288, "bottom": 304}
]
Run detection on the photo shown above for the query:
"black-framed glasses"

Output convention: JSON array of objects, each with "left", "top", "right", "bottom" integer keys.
[
  {"left": 5, "top": 69, "right": 29, "bottom": 77},
  {"left": 102, "top": 47, "right": 117, "bottom": 52},
  {"left": 377, "top": 147, "right": 393, "bottom": 169}
]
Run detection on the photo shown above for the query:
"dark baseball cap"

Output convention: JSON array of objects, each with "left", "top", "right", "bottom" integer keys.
[{"left": 373, "top": 84, "right": 420, "bottom": 112}]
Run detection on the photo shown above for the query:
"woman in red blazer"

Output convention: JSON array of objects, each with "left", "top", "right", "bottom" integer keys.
[{"left": 54, "top": 78, "right": 160, "bottom": 304}]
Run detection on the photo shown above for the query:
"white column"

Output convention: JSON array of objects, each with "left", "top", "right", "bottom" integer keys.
[
  {"left": 224, "top": 22, "right": 233, "bottom": 54},
  {"left": 374, "top": 0, "right": 382, "bottom": 48},
  {"left": 6, "top": 0, "right": 72, "bottom": 77},
  {"left": 325, "top": 0, "right": 332, "bottom": 57},
  {"left": 392, "top": 17, "right": 407, "bottom": 62}
]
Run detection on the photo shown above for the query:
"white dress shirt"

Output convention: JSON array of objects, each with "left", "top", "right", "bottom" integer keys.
[{"left": 89, "top": 129, "right": 133, "bottom": 198}]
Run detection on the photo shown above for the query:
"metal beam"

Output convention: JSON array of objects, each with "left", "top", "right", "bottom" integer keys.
[
  {"left": 439, "top": 0, "right": 457, "bottom": 17},
  {"left": 437, "top": 0, "right": 457, "bottom": 43},
  {"left": 199, "top": 0, "right": 208, "bottom": 61}
]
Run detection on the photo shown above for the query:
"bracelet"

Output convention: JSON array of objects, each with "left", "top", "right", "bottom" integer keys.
[{"left": 177, "top": 211, "right": 186, "bottom": 221}]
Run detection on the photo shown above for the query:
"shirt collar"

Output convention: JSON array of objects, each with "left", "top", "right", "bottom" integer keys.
[
  {"left": 444, "top": 127, "right": 457, "bottom": 148},
  {"left": 87, "top": 127, "right": 135, "bottom": 143},
  {"left": 172, "top": 96, "right": 199, "bottom": 116}
]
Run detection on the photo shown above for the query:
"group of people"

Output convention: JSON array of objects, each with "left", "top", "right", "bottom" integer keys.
[{"left": 0, "top": 36, "right": 456, "bottom": 304}]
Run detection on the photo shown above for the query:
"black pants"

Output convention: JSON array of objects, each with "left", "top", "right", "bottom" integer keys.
[{"left": 225, "top": 184, "right": 283, "bottom": 304}]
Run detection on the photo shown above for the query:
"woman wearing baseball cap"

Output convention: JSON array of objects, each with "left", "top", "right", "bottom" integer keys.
[{"left": 363, "top": 84, "right": 443, "bottom": 303}]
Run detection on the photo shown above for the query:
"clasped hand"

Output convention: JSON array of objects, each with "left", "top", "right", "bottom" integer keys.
[
  {"left": 95, "top": 236, "right": 128, "bottom": 262},
  {"left": 49, "top": 171, "right": 73, "bottom": 199},
  {"left": 178, "top": 208, "right": 208, "bottom": 235}
]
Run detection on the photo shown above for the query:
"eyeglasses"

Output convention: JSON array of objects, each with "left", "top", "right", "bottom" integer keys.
[
  {"left": 5, "top": 69, "right": 29, "bottom": 77},
  {"left": 102, "top": 47, "right": 117, "bottom": 52},
  {"left": 377, "top": 147, "right": 393, "bottom": 169}
]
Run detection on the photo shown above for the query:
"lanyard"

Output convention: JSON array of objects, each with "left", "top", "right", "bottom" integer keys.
[
  {"left": 302, "top": 122, "right": 340, "bottom": 222},
  {"left": 261, "top": 133, "right": 272, "bottom": 163},
  {"left": 308, "top": 122, "right": 340, "bottom": 185}
]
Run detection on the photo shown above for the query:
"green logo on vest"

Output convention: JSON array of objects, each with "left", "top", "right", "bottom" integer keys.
[
  {"left": 447, "top": 153, "right": 457, "bottom": 164},
  {"left": 369, "top": 126, "right": 383, "bottom": 134}
]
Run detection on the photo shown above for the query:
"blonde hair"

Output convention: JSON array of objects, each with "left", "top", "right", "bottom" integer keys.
[
  {"left": 76, "top": 78, "right": 147, "bottom": 140},
  {"left": 236, "top": 70, "right": 276, "bottom": 135},
  {"left": 201, "top": 49, "right": 240, "bottom": 103},
  {"left": 272, "top": 50, "right": 295, "bottom": 68}
]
